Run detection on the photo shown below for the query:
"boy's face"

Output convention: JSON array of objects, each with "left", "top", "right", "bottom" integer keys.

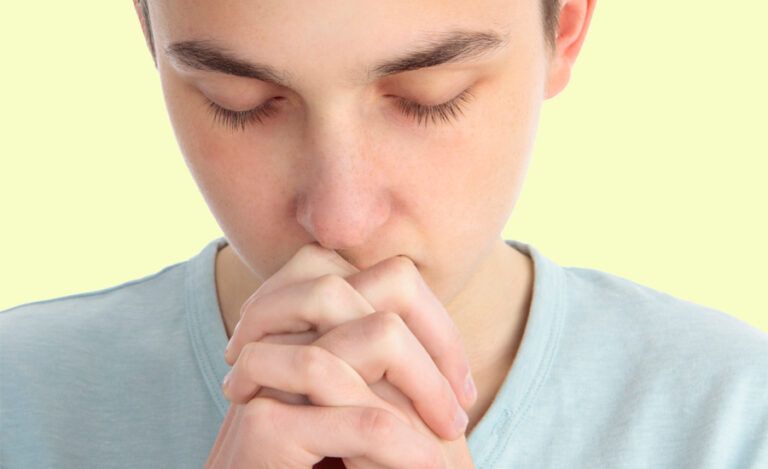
[{"left": 149, "top": 0, "right": 557, "bottom": 304}]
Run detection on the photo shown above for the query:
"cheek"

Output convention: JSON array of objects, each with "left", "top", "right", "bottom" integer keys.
[
  {"left": 160, "top": 71, "right": 294, "bottom": 241},
  {"left": 418, "top": 81, "right": 541, "bottom": 229}
]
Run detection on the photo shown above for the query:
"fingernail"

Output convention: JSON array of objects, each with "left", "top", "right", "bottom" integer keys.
[
  {"left": 464, "top": 372, "right": 477, "bottom": 403},
  {"left": 454, "top": 408, "right": 469, "bottom": 434},
  {"left": 222, "top": 371, "right": 232, "bottom": 396}
]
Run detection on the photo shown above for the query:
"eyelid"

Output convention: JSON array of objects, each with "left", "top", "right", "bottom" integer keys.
[
  {"left": 205, "top": 87, "right": 475, "bottom": 131},
  {"left": 390, "top": 87, "right": 475, "bottom": 127},
  {"left": 205, "top": 97, "right": 282, "bottom": 131}
]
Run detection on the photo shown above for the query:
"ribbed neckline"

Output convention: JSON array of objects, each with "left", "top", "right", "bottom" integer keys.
[
  {"left": 183, "top": 236, "right": 566, "bottom": 464},
  {"left": 184, "top": 236, "right": 232, "bottom": 416},
  {"left": 466, "top": 239, "right": 566, "bottom": 465}
]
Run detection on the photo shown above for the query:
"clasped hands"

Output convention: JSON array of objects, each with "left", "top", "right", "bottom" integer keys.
[{"left": 204, "top": 243, "right": 477, "bottom": 469}]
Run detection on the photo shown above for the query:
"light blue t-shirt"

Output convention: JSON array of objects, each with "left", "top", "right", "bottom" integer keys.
[{"left": 2, "top": 237, "right": 767, "bottom": 468}]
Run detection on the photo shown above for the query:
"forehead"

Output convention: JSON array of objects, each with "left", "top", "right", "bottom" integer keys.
[
  {"left": 156, "top": 0, "right": 516, "bottom": 35},
  {"left": 153, "top": 0, "right": 526, "bottom": 85}
]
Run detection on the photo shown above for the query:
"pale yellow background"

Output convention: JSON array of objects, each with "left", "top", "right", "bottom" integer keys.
[{"left": 1, "top": 2, "right": 766, "bottom": 333}]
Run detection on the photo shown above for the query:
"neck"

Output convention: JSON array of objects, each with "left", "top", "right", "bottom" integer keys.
[{"left": 442, "top": 239, "right": 533, "bottom": 432}]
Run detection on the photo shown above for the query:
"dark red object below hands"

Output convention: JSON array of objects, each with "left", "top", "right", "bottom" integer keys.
[{"left": 313, "top": 456, "right": 347, "bottom": 469}]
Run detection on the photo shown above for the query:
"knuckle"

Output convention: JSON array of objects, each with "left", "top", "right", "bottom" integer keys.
[
  {"left": 238, "top": 341, "right": 260, "bottom": 372},
  {"left": 392, "top": 253, "right": 417, "bottom": 271},
  {"left": 242, "top": 397, "right": 279, "bottom": 437},
  {"left": 356, "top": 406, "right": 397, "bottom": 440},
  {"left": 364, "top": 311, "right": 406, "bottom": 347},
  {"left": 297, "top": 242, "right": 327, "bottom": 260},
  {"left": 311, "top": 273, "right": 350, "bottom": 309},
  {"left": 377, "top": 309, "right": 404, "bottom": 328},
  {"left": 382, "top": 256, "right": 421, "bottom": 301},
  {"left": 296, "top": 243, "right": 339, "bottom": 267},
  {"left": 387, "top": 254, "right": 418, "bottom": 278},
  {"left": 295, "top": 345, "right": 334, "bottom": 382}
]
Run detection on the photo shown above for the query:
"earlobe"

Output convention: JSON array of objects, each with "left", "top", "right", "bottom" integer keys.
[{"left": 544, "top": 0, "right": 598, "bottom": 99}]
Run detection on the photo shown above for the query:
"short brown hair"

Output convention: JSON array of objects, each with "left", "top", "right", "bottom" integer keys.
[
  {"left": 542, "top": 0, "right": 562, "bottom": 54},
  {"left": 139, "top": 0, "right": 561, "bottom": 64}
]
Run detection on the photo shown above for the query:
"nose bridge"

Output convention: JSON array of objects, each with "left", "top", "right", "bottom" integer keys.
[
  {"left": 305, "top": 95, "right": 361, "bottom": 164},
  {"left": 296, "top": 104, "right": 391, "bottom": 251}
]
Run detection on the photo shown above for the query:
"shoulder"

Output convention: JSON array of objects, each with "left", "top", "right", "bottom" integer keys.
[
  {"left": 549, "top": 266, "right": 768, "bottom": 465},
  {"left": 562, "top": 265, "right": 767, "bottom": 348},
  {"left": 559, "top": 264, "right": 768, "bottom": 397},
  {"left": 0, "top": 260, "right": 188, "bottom": 346}
]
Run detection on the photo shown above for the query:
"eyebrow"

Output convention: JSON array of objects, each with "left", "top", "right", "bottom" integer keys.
[{"left": 164, "top": 28, "right": 510, "bottom": 88}]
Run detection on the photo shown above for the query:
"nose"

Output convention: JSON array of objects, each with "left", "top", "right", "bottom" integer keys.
[
  {"left": 296, "top": 175, "right": 391, "bottom": 251},
  {"left": 294, "top": 115, "right": 392, "bottom": 251}
]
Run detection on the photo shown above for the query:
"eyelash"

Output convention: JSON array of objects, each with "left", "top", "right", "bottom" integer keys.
[
  {"left": 393, "top": 88, "right": 475, "bottom": 128},
  {"left": 206, "top": 98, "right": 282, "bottom": 132},
  {"left": 205, "top": 88, "right": 475, "bottom": 132}
]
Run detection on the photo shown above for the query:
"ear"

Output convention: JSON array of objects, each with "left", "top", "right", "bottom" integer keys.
[
  {"left": 544, "top": 0, "right": 598, "bottom": 99},
  {"left": 132, "top": 0, "right": 156, "bottom": 63}
]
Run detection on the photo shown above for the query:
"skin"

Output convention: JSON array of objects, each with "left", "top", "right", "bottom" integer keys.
[
  {"left": 215, "top": 244, "right": 482, "bottom": 467},
  {"left": 132, "top": 0, "right": 596, "bottom": 463}
]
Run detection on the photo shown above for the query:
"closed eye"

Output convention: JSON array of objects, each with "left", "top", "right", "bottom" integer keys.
[
  {"left": 389, "top": 88, "right": 475, "bottom": 128},
  {"left": 206, "top": 97, "right": 284, "bottom": 132},
  {"left": 205, "top": 87, "right": 475, "bottom": 132}
]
